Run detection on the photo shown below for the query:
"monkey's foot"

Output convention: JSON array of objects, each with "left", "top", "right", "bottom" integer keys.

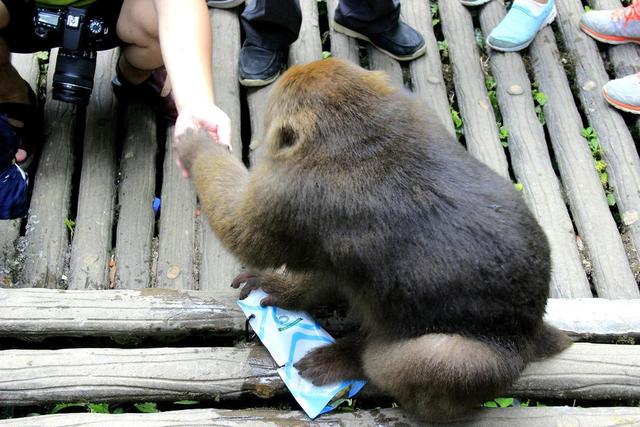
[
  {"left": 294, "top": 343, "right": 365, "bottom": 386},
  {"left": 231, "top": 271, "right": 299, "bottom": 308}
]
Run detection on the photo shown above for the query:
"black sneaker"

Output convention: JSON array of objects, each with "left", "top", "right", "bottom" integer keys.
[
  {"left": 206, "top": 0, "right": 244, "bottom": 9},
  {"left": 332, "top": 19, "right": 426, "bottom": 61},
  {"left": 239, "top": 43, "right": 286, "bottom": 87}
]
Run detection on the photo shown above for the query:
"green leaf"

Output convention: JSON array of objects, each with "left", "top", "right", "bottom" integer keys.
[
  {"left": 113, "top": 408, "right": 125, "bottom": 414},
  {"left": 534, "top": 91, "right": 548, "bottom": 106},
  {"left": 514, "top": 183, "right": 524, "bottom": 192},
  {"left": 595, "top": 160, "right": 607, "bottom": 172},
  {"left": 450, "top": 109, "right": 463, "bottom": 129},
  {"left": 494, "top": 397, "right": 514, "bottom": 407},
  {"left": 322, "top": 51, "right": 332, "bottom": 59},
  {"left": 607, "top": 193, "right": 616, "bottom": 206},
  {"left": 135, "top": 402, "right": 159, "bottom": 413},
  {"left": 174, "top": 400, "right": 200, "bottom": 405},
  {"left": 599, "top": 172, "right": 608, "bottom": 185},
  {"left": 483, "top": 401, "right": 498, "bottom": 408},
  {"left": 88, "top": 403, "right": 110, "bottom": 414}
]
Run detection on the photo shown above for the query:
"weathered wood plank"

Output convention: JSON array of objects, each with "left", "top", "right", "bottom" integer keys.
[
  {"left": 196, "top": 9, "right": 244, "bottom": 294},
  {"left": 1, "top": 54, "right": 39, "bottom": 287},
  {"left": 326, "top": 0, "right": 360, "bottom": 64},
  {"left": 438, "top": 0, "right": 509, "bottom": 178},
  {"left": 0, "top": 343, "right": 637, "bottom": 405},
  {"left": 155, "top": 126, "right": 197, "bottom": 290},
  {"left": 288, "top": 0, "right": 323, "bottom": 66},
  {"left": 545, "top": 298, "right": 640, "bottom": 341},
  {"left": 556, "top": 0, "right": 640, "bottom": 269},
  {"left": 478, "top": 3, "right": 591, "bottom": 298},
  {"left": 246, "top": 85, "right": 273, "bottom": 167},
  {"left": 20, "top": 49, "right": 75, "bottom": 289},
  {"left": 3, "top": 407, "right": 640, "bottom": 427},
  {"left": 0, "top": 288, "right": 637, "bottom": 340},
  {"left": 368, "top": 47, "right": 403, "bottom": 88},
  {"left": 68, "top": 50, "right": 118, "bottom": 290},
  {"left": 530, "top": 28, "right": 638, "bottom": 298},
  {"left": 114, "top": 102, "right": 156, "bottom": 289},
  {"left": 403, "top": 0, "right": 456, "bottom": 136}
]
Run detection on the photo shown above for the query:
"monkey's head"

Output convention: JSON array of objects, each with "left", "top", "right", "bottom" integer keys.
[{"left": 261, "top": 58, "right": 403, "bottom": 165}]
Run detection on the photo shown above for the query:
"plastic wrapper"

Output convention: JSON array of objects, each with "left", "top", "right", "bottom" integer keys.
[{"left": 238, "top": 288, "right": 366, "bottom": 418}]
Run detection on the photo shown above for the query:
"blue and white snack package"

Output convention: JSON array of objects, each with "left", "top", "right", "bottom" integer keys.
[{"left": 237, "top": 288, "right": 366, "bottom": 419}]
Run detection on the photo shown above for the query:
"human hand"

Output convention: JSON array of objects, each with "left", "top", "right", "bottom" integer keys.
[{"left": 174, "top": 103, "right": 232, "bottom": 177}]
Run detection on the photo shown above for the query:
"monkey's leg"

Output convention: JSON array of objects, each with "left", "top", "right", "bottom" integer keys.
[
  {"left": 293, "top": 334, "right": 365, "bottom": 386},
  {"left": 232, "top": 270, "right": 335, "bottom": 311},
  {"left": 362, "top": 334, "right": 524, "bottom": 421}
]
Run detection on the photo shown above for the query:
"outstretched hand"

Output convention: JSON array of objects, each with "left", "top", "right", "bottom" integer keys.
[{"left": 174, "top": 103, "right": 232, "bottom": 178}]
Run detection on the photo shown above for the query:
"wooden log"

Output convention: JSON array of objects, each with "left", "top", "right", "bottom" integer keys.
[
  {"left": 0, "top": 343, "right": 638, "bottom": 405},
  {"left": 555, "top": 0, "right": 640, "bottom": 268},
  {"left": 1, "top": 54, "right": 39, "bottom": 287},
  {"left": 246, "top": 85, "right": 273, "bottom": 167},
  {"left": 438, "top": 1, "right": 509, "bottom": 178},
  {"left": 2, "top": 407, "right": 640, "bottom": 427},
  {"left": 155, "top": 126, "right": 198, "bottom": 290},
  {"left": 0, "top": 288, "right": 244, "bottom": 338},
  {"left": 403, "top": 0, "right": 457, "bottom": 137},
  {"left": 0, "top": 288, "right": 638, "bottom": 340},
  {"left": 478, "top": 3, "right": 591, "bottom": 298},
  {"left": 68, "top": 50, "right": 118, "bottom": 290},
  {"left": 326, "top": 0, "right": 360, "bottom": 64},
  {"left": 530, "top": 29, "right": 638, "bottom": 298},
  {"left": 20, "top": 49, "right": 75, "bottom": 289},
  {"left": 545, "top": 298, "right": 640, "bottom": 341},
  {"left": 114, "top": 102, "right": 156, "bottom": 290},
  {"left": 368, "top": 47, "right": 403, "bottom": 88},
  {"left": 196, "top": 9, "right": 244, "bottom": 295},
  {"left": 288, "top": 0, "right": 323, "bottom": 66}
]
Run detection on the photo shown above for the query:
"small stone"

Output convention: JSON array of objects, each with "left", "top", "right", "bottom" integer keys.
[
  {"left": 427, "top": 76, "right": 440, "bottom": 84},
  {"left": 167, "top": 265, "right": 181, "bottom": 279},
  {"left": 622, "top": 210, "right": 639, "bottom": 226},
  {"left": 582, "top": 80, "right": 597, "bottom": 91},
  {"left": 508, "top": 85, "right": 523, "bottom": 95},
  {"left": 478, "top": 99, "right": 490, "bottom": 110}
]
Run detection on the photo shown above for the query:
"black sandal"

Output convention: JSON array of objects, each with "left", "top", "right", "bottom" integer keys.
[{"left": 0, "top": 82, "right": 41, "bottom": 170}]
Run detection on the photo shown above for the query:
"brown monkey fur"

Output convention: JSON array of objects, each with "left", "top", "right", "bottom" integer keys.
[{"left": 175, "top": 58, "right": 572, "bottom": 421}]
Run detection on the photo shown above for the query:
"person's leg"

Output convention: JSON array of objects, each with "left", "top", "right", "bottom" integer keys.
[
  {"left": 334, "top": 0, "right": 400, "bottom": 34},
  {"left": 115, "top": 0, "right": 177, "bottom": 120},
  {"left": 332, "top": 0, "right": 426, "bottom": 61},
  {"left": 486, "top": 0, "right": 555, "bottom": 52},
  {"left": 238, "top": 0, "right": 301, "bottom": 87},
  {"left": 0, "top": 0, "right": 38, "bottom": 164}
]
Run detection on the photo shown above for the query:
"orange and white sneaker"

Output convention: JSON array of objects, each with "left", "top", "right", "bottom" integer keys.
[
  {"left": 603, "top": 73, "right": 640, "bottom": 114},
  {"left": 580, "top": 1, "right": 640, "bottom": 45}
]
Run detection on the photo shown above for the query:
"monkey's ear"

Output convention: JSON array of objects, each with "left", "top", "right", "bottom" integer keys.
[
  {"left": 266, "top": 112, "right": 315, "bottom": 153},
  {"left": 277, "top": 124, "right": 298, "bottom": 149}
]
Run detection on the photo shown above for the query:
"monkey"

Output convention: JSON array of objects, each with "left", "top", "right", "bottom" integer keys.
[{"left": 175, "top": 58, "right": 572, "bottom": 421}]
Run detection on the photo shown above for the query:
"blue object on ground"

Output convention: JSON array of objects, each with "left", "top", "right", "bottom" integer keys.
[
  {"left": 153, "top": 197, "right": 161, "bottom": 214},
  {"left": 0, "top": 164, "right": 28, "bottom": 220},
  {"left": 238, "top": 289, "right": 366, "bottom": 419}
]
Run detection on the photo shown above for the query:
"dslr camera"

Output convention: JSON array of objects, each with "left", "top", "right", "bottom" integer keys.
[{"left": 34, "top": 6, "right": 111, "bottom": 105}]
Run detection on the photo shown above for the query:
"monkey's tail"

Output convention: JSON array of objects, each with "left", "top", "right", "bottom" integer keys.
[
  {"left": 531, "top": 322, "right": 573, "bottom": 360},
  {"left": 361, "top": 334, "right": 525, "bottom": 422}
]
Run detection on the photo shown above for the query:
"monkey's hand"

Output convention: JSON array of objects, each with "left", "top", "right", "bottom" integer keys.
[
  {"left": 232, "top": 271, "right": 303, "bottom": 309},
  {"left": 294, "top": 340, "right": 365, "bottom": 386},
  {"left": 174, "top": 127, "right": 228, "bottom": 178}
]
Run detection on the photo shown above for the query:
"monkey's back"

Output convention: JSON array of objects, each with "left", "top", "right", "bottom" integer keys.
[{"left": 292, "top": 101, "right": 551, "bottom": 345}]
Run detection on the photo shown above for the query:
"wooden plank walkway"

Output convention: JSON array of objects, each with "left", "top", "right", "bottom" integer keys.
[{"left": 1, "top": 0, "right": 640, "bottom": 423}]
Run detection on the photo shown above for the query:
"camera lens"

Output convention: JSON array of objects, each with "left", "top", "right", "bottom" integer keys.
[{"left": 52, "top": 49, "right": 96, "bottom": 106}]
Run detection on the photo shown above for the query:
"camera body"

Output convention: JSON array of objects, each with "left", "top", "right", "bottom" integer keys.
[{"left": 34, "top": 6, "right": 111, "bottom": 105}]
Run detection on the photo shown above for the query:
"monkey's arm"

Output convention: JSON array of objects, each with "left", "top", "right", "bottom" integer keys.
[{"left": 175, "top": 129, "right": 282, "bottom": 268}]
